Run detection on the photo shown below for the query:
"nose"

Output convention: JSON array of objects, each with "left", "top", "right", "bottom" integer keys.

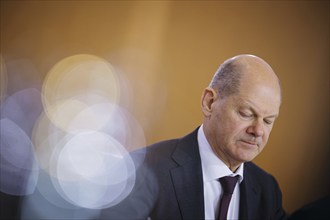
[{"left": 247, "top": 120, "right": 264, "bottom": 137}]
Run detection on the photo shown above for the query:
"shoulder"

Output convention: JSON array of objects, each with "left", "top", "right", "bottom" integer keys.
[
  {"left": 244, "top": 162, "right": 272, "bottom": 177},
  {"left": 146, "top": 138, "right": 180, "bottom": 155},
  {"left": 288, "top": 196, "right": 330, "bottom": 220},
  {"left": 244, "top": 162, "right": 279, "bottom": 186},
  {"left": 141, "top": 127, "right": 200, "bottom": 170},
  {"left": 144, "top": 127, "right": 200, "bottom": 160}
]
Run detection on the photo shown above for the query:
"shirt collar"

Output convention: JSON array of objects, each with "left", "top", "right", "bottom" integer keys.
[{"left": 197, "top": 125, "right": 244, "bottom": 183}]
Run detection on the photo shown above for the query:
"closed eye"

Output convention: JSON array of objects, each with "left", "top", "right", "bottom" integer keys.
[
  {"left": 239, "top": 111, "right": 254, "bottom": 118},
  {"left": 264, "top": 119, "right": 274, "bottom": 125}
]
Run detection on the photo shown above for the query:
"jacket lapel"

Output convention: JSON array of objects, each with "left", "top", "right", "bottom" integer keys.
[
  {"left": 239, "top": 164, "right": 261, "bottom": 220},
  {"left": 170, "top": 128, "right": 205, "bottom": 220}
]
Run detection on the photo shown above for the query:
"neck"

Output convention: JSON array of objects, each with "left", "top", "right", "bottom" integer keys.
[{"left": 202, "top": 124, "right": 242, "bottom": 172}]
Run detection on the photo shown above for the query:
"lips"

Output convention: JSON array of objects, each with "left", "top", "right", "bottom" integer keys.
[{"left": 240, "top": 140, "right": 259, "bottom": 147}]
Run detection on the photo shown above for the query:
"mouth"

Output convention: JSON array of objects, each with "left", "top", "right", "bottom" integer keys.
[{"left": 240, "top": 140, "right": 259, "bottom": 148}]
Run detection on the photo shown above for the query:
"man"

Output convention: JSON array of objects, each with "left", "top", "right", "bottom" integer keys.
[{"left": 101, "top": 54, "right": 287, "bottom": 220}]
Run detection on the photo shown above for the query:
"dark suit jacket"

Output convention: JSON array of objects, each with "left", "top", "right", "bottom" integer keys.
[{"left": 101, "top": 128, "right": 287, "bottom": 220}]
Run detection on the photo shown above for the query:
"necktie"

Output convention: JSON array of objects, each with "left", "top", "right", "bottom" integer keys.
[{"left": 218, "top": 176, "right": 239, "bottom": 220}]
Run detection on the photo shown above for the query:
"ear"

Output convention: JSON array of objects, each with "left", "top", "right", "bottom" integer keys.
[{"left": 201, "top": 87, "right": 217, "bottom": 117}]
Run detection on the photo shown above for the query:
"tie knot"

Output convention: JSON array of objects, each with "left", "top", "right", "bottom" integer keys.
[{"left": 219, "top": 176, "right": 239, "bottom": 194}]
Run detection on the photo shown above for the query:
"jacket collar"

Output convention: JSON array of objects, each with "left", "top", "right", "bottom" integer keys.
[
  {"left": 170, "top": 127, "right": 205, "bottom": 220},
  {"left": 239, "top": 163, "right": 261, "bottom": 220}
]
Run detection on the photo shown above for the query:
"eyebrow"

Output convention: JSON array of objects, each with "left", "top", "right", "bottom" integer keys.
[{"left": 240, "top": 102, "right": 279, "bottom": 119}]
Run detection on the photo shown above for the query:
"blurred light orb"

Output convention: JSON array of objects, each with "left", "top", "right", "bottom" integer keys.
[
  {"left": 101, "top": 104, "right": 146, "bottom": 170},
  {"left": 42, "top": 54, "right": 120, "bottom": 133},
  {"left": 32, "top": 102, "right": 144, "bottom": 172},
  {"left": 101, "top": 103, "right": 146, "bottom": 151},
  {"left": 0, "top": 118, "right": 39, "bottom": 196},
  {"left": 32, "top": 111, "right": 67, "bottom": 172},
  {"left": 43, "top": 98, "right": 114, "bottom": 134},
  {"left": 51, "top": 131, "right": 136, "bottom": 209},
  {"left": 32, "top": 104, "right": 146, "bottom": 209},
  {"left": 58, "top": 97, "right": 116, "bottom": 134},
  {"left": 1, "top": 88, "right": 43, "bottom": 138},
  {"left": 33, "top": 54, "right": 147, "bottom": 210}
]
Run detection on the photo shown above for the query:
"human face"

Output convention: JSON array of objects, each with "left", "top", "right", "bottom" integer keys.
[{"left": 202, "top": 78, "right": 281, "bottom": 170}]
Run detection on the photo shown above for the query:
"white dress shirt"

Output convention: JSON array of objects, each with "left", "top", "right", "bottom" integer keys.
[{"left": 197, "top": 125, "right": 244, "bottom": 220}]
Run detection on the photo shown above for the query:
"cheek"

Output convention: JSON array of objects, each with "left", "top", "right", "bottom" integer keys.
[
  {"left": 213, "top": 110, "right": 247, "bottom": 140},
  {"left": 222, "top": 119, "right": 246, "bottom": 139},
  {"left": 263, "top": 130, "right": 272, "bottom": 142}
]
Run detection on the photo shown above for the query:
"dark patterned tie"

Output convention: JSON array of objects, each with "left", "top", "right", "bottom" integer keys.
[{"left": 218, "top": 176, "right": 239, "bottom": 220}]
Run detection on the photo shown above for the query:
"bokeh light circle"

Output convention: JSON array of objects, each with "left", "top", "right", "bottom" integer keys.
[
  {"left": 0, "top": 118, "right": 39, "bottom": 196},
  {"left": 42, "top": 54, "right": 120, "bottom": 133},
  {"left": 49, "top": 131, "right": 136, "bottom": 209}
]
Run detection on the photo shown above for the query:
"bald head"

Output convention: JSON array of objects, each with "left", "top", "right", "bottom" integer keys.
[{"left": 210, "top": 54, "right": 281, "bottom": 100}]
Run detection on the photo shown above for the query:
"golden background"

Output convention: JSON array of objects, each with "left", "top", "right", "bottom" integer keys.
[{"left": 1, "top": 0, "right": 329, "bottom": 214}]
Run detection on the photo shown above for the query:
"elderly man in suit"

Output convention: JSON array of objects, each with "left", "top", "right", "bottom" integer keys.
[{"left": 101, "top": 54, "right": 287, "bottom": 220}]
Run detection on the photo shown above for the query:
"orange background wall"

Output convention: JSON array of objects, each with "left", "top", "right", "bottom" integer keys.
[{"left": 1, "top": 0, "right": 329, "bottom": 213}]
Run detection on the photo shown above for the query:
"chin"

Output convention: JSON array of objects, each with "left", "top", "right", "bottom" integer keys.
[{"left": 235, "top": 153, "right": 258, "bottom": 163}]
